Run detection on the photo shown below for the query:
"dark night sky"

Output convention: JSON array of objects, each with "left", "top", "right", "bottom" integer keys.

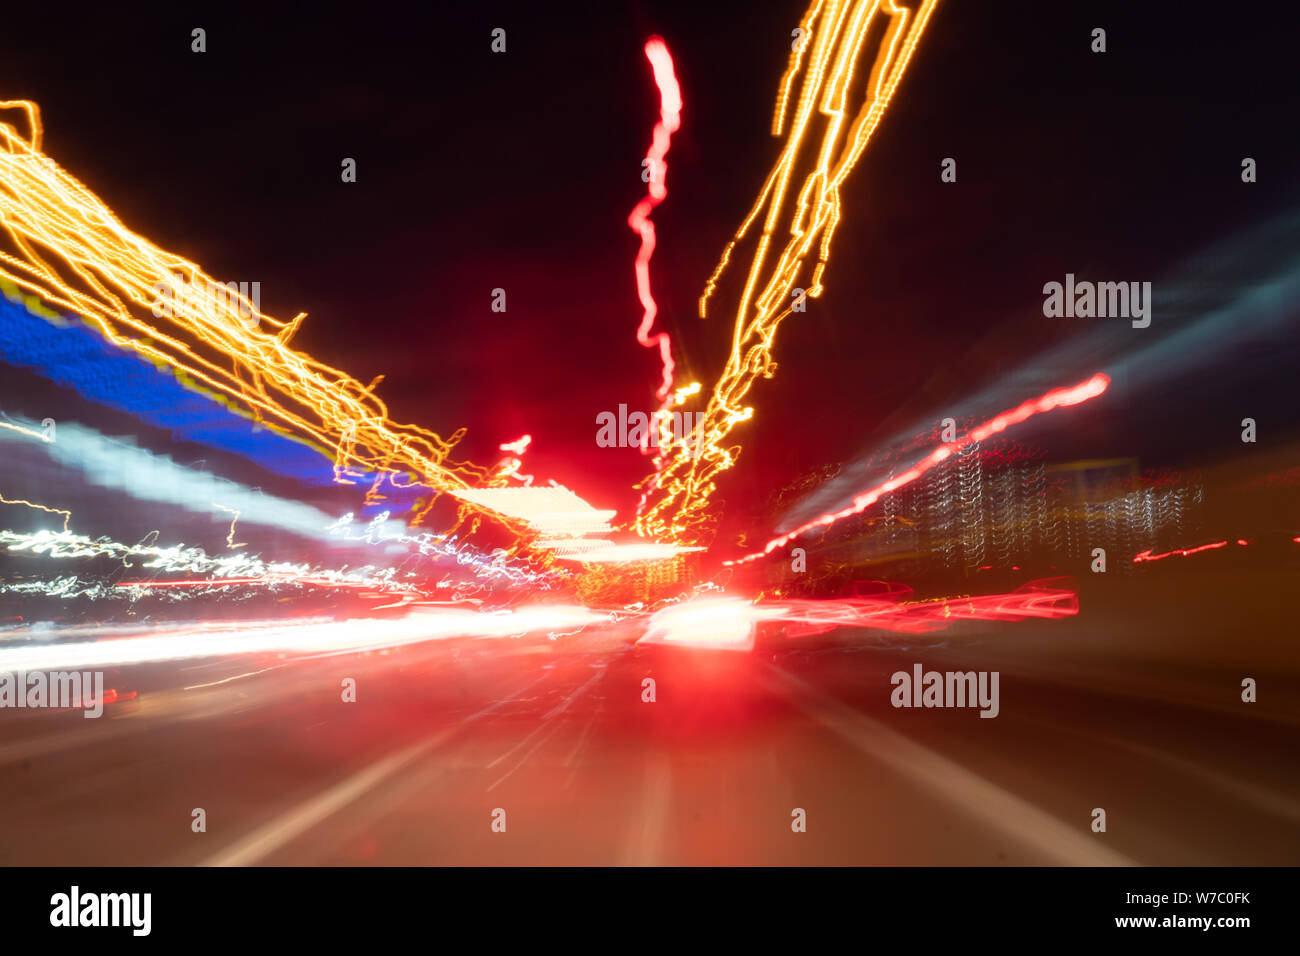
[{"left": 1, "top": 0, "right": 1295, "bottom": 550}]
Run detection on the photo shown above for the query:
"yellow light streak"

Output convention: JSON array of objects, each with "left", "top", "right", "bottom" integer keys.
[
  {"left": 635, "top": 0, "right": 939, "bottom": 545},
  {"left": 0, "top": 102, "right": 525, "bottom": 543},
  {"left": 0, "top": 419, "right": 45, "bottom": 442},
  {"left": 0, "top": 490, "right": 71, "bottom": 532},
  {"left": 212, "top": 502, "right": 247, "bottom": 549}
]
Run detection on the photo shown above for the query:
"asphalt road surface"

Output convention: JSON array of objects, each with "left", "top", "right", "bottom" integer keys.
[{"left": 1, "top": 567, "right": 1297, "bottom": 865}]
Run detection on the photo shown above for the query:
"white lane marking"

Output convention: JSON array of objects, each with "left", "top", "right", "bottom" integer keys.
[
  {"left": 485, "top": 666, "right": 606, "bottom": 772},
  {"left": 765, "top": 664, "right": 1136, "bottom": 866},
  {"left": 486, "top": 722, "right": 566, "bottom": 793},
  {"left": 0, "top": 722, "right": 129, "bottom": 765},
  {"left": 202, "top": 674, "right": 551, "bottom": 866},
  {"left": 564, "top": 705, "right": 602, "bottom": 769},
  {"left": 484, "top": 666, "right": 607, "bottom": 791},
  {"left": 184, "top": 665, "right": 284, "bottom": 690},
  {"left": 1023, "top": 714, "right": 1300, "bottom": 826},
  {"left": 622, "top": 753, "right": 673, "bottom": 866}
]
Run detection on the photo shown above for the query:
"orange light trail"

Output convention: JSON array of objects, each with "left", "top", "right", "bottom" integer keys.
[
  {"left": 728, "top": 372, "right": 1110, "bottom": 564},
  {"left": 636, "top": 0, "right": 941, "bottom": 545},
  {"left": 0, "top": 101, "right": 520, "bottom": 542},
  {"left": 0, "top": 419, "right": 45, "bottom": 442},
  {"left": 0, "top": 490, "right": 72, "bottom": 531},
  {"left": 212, "top": 502, "right": 247, "bottom": 549}
]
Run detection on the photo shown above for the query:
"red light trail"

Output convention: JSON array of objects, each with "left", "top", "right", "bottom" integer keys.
[
  {"left": 1132, "top": 537, "right": 1300, "bottom": 563},
  {"left": 0, "top": 6, "right": 1120, "bottom": 654},
  {"left": 1132, "top": 540, "right": 1231, "bottom": 563},
  {"left": 627, "top": 36, "right": 682, "bottom": 408},
  {"left": 635, "top": 0, "right": 943, "bottom": 544},
  {"left": 636, "top": 580, "right": 1078, "bottom": 651},
  {"left": 728, "top": 372, "right": 1111, "bottom": 564}
]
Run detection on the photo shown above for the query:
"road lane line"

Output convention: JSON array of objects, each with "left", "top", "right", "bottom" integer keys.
[
  {"left": 564, "top": 704, "right": 602, "bottom": 769},
  {"left": 622, "top": 753, "right": 673, "bottom": 866},
  {"left": 202, "top": 674, "right": 551, "bottom": 866},
  {"left": 485, "top": 665, "right": 606, "bottom": 772},
  {"left": 485, "top": 665, "right": 608, "bottom": 791},
  {"left": 764, "top": 664, "right": 1136, "bottom": 866},
  {"left": 1021, "top": 714, "right": 1300, "bottom": 826},
  {"left": 486, "top": 722, "right": 567, "bottom": 793}
]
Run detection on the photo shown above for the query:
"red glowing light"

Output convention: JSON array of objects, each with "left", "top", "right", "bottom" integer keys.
[
  {"left": 729, "top": 373, "right": 1111, "bottom": 564},
  {"left": 768, "top": 580, "right": 1079, "bottom": 638},
  {"left": 628, "top": 36, "right": 682, "bottom": 406},
  {"left": 637, "top": 581, "right": 1078, "bottom": 652},
  {"left": 1133, "top": 540, "right": 1229, "bottom": 563}
]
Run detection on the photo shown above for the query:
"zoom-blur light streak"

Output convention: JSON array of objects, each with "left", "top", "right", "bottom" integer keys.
[
  {"left": 628, "top": 36, "right": 693, "bottom": 521},
  {"left": 637, "top": 597, "right": 781, "bottom": 651},
  {"left": 0, "top": 605, "right": 610, "bottom": 673},
  {"left": 0, "top": 490, "right": 71, "bottom": 531},
  {"left": 1133, "top": 540, "right": 1231, "bottom": 563},
  {"left": 729, "top": 373, "right": 1110, "bottom": 564},
  {"left": 628, "top": 37, "right": 682, "bottom": 408},
  {"left": 0, "top": 101, "right": 522, "bottom": 543},
  {"left": 636, "top": 580, "right": 1077, "bottom": 651},
  {"left": 636, "top": 0, "right": 941, "bottom": 545},
  {"left": 1, "top": 512, "right": 553, "bottom": 598},
  {"left": 764, "top": 581, "right": 1079, "bottom": 636},
  {"left": 0, "top": 528, "right": 420, "bottom": 601},
  {"left": 0, "top": 414, "right": 374, "bottom": 542}
]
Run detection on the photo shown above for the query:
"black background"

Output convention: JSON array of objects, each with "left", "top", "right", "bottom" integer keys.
[{"left": 1, "top": 0, "right": 1295, "bottom": 550}]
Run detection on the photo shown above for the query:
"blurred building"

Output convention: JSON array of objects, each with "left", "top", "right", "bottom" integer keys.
[{"left": 767, "top": 441, "right": 1204, "bottom": 592}]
